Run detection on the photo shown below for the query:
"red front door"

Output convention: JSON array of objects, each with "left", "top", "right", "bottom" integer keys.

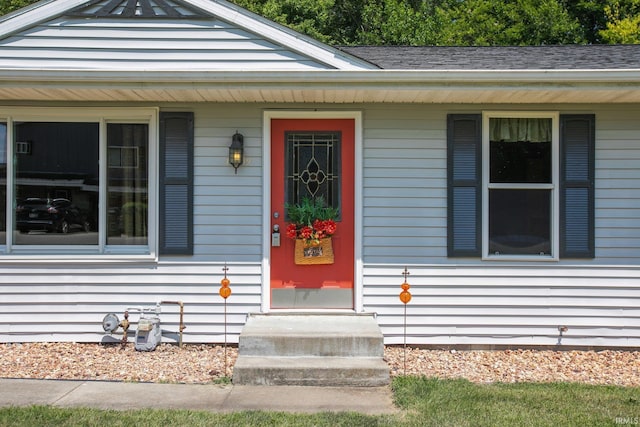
[{"left": 270, "top": 119, "right": 354, "bottom": 309}]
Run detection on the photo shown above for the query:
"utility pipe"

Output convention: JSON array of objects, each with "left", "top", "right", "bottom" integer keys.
[{"left": 160, "top": 300, "right": 186, "bottom": 347}]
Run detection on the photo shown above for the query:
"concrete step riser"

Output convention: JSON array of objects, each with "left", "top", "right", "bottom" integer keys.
[
  {"left": 239, "top": 336, "right": 384, "bottom": 357},
  {"left": 233, "top": 369, "right": 389, "bottom": 387},
  {"left": 233, "top": 314, "right": 390, "bottom": 387},
  {"left": 233, "top": 358, "right": 390, "bottom": 387}
]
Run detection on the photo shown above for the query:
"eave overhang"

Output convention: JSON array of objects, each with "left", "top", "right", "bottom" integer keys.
[{"left": 0, "top": 69, "right": 639, "bottom": 104}]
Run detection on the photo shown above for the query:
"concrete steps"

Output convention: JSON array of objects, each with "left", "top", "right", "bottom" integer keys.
[{"left": 233, "top": 313, "right": 390, "bottom": 386}]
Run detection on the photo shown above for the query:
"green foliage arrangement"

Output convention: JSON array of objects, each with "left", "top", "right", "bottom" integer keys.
[
  {"left": 285, "top": 196, "right": 338, "bottom": 226},
  {"left": 285, "top": 197, "right": 339, "bottom": 244}
]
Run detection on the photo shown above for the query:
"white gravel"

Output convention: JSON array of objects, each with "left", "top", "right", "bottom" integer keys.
[{"left": 1, "top": 343, "right": 638, "bottom": 386}]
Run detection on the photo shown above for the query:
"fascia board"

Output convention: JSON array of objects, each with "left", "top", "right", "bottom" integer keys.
[
  {"left": 0, "top": 69, "right": 639, "bottom": 84},
  {"left": 186, "top": 0, "right": 377, "bottom": 71},
  {"left": 0, "top": 0, "right": 87, "bottom": 38}
]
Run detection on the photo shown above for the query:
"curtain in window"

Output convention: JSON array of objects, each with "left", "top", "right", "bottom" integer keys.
[{"left": 490, "top": 118, "right": 551, "bottom": 143}]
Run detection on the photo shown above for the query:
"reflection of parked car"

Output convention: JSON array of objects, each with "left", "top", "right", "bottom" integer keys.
[{"left": 16, "top": 198, "right": 91, "bottom": 234}]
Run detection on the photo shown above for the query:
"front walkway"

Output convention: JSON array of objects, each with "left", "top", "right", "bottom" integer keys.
[{"left": 0, "top": 378, "right": 398, "bottom": 414}]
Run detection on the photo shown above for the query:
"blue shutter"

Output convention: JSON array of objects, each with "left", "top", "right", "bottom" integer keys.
[
  {"left": 560, "top": 115, "right": 595, "bottom": 258},
  {"left": 159, "top": 112, "right": 194, "bottom": 255},
  {"left": 448, "top": 114, "right": 482, "bottom": 257}
]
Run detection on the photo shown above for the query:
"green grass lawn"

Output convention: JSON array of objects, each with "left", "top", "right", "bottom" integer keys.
[{"left": 0, "top": 377, "right": 637, "bottom": 427}]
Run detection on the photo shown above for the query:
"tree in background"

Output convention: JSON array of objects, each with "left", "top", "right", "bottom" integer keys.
[
  {"left": 436, "top": 0, "right": 585, "bottom": 45},
  {"left": 0, "top": 0, "right": 32, "bottom": 16},
  {"left": 563, "top": 0, "right": 611, "bottom": 43},
  {"left": 229, "top": 0, "right": 328, "bottom": 42},
  {"left": 356, "top": 0, "right": 443, "bottom": 45},
  {"left": 233, "top": 0, "right": 588, "bottom": 45},
  {"left": 599, "top": 0, "right": 640, "bottom": 43}
]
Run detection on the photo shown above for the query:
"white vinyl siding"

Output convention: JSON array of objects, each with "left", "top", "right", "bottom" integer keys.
[
  {"left": 363, "top": 104, "right": 640, "bottom": 265},
  {"left": 363, "top": 109, "right": 447, "bottom": 263},
  {"left": 361, "top": 104, "right": 640, "bottom": 347},
  {"left": 363, "top": 265, "right": 640, "bottom": 347},
  {"left": 0, "top": 17, "right": 333, "bottom": 71},
  {"left": 595, "top": 109, "right": 640, "bottom": 263},
  {"left": 192, "top": 107, "right": 264, "bottom": 262},
  {"left": 1, "top": 103, "right": 640, "bottom": 348},
  {"left": 0, "top": 263, "right": 261, "bottom": 343}
]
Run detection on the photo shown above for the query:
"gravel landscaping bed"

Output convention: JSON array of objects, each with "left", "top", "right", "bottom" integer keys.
[{"left": 1, "top": 343, "right": 638, "bottom": 386}]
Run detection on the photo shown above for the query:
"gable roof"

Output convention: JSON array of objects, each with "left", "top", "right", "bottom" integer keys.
[
  {"left": 339, "top": 45, "right": 640, "bottom": 70},
  {"left": 0, "top": 0, "right": 638, "bottom": 104},
  {"left": 68, "top": 0, "right": 210, "bottom": 18},
  {"left": 0, "top": 0, "right": 374, "bottom": 71}
]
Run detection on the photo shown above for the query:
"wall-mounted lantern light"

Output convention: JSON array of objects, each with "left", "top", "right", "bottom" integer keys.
[{"left": 229, "top": 131, "right": 244, "bottom": 174}]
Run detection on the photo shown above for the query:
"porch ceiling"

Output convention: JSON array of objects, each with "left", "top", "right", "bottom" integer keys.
[{"left": 0, "top": 70, "right": 639, "bottom": 104}]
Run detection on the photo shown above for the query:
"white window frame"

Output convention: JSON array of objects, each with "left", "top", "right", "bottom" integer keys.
[
  {"left": 0, "top": 107, "right": 158, "bottom": 262},
  {"left": 482, "top": 111, "right": 560, "bottom": 261}
]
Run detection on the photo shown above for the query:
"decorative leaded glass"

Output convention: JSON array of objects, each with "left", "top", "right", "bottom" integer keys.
[{"left": 285, "top": 132, "right": 341, "bottom": 219}]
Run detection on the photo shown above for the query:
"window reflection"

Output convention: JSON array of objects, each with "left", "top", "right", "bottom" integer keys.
[
  {"left": 107, "top": 124, "right": 148, "bottom": 245},
  {"left": 14, "top": 122, "right": 99, "bottom": 245},
  {"left": 489, "top": 189, "right": 551, "bottom": 255}
]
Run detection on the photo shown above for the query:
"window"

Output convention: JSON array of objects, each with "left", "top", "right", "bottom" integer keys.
[
  {"left": 484, "top": 113, "right": 558, "bottom": 258},
  {"left": 107, "top": 124, "right": 148, "bottom": 246},
  {"left": 0, "top": 108, "right": 157, "bottom": 258},
  {"left": 284, "top": 132, "right": 341, "bottom": 218},
  {"left": 14, "top": 122, "right": 100, "bottom": 245},
  {"left": 448, "top": 113, "right": 595, "bottom": 260}
]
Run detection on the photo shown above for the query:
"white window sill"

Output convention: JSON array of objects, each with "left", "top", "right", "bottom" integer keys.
[{"left": 482, "top": 254, "right": 559, "bottom": 262}]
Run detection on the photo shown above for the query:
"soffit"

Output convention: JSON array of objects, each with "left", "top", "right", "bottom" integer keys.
[{"left": 0, "top": 70, "right": 639, "bottom": 103}]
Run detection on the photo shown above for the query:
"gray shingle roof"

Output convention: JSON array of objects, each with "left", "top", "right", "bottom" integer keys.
[{"left": 338, "top": 45, "right": 640, "bottom": 70}]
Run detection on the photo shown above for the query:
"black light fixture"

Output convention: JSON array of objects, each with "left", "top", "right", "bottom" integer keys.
[{"left": 229, "top": 131, "right": 244, "bottom": 174}]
